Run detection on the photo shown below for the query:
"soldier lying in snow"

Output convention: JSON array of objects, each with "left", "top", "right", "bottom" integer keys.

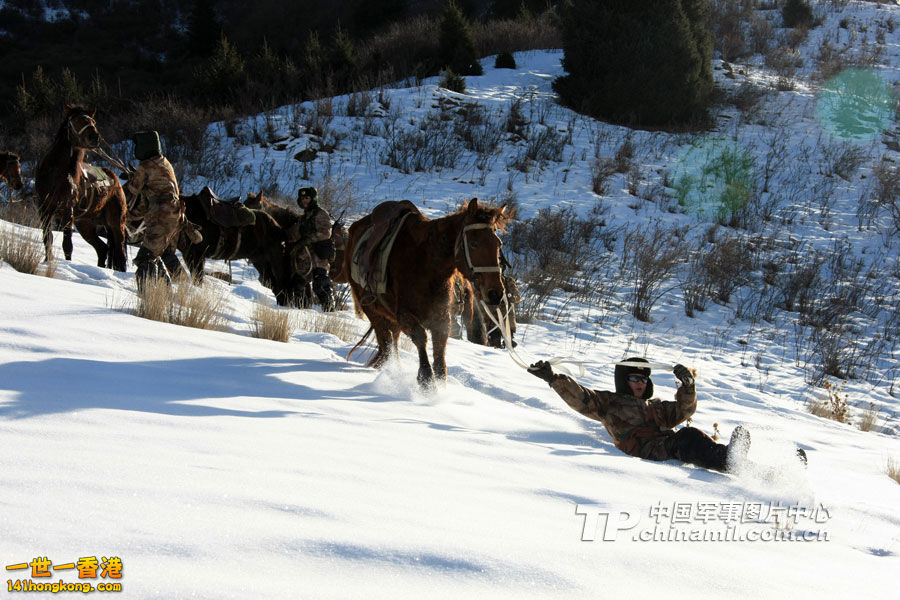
[{"left": 528, "top": 358, "right": 805, "bottom": 472}]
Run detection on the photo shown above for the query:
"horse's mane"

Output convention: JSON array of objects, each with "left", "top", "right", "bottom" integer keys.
[
  {"left": 448, "top": 201, "right": 514, "bottom": 232},
  {"left": 245, "top": 191, "right": 301, "bottom": 227}
]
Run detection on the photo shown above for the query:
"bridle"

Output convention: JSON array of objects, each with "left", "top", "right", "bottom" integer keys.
[
  {"left": 459, "top": 222, "right": 502, "bottom": 277},
  {"left": 67, "top": 114, "right": 99, "bottom": 148}
]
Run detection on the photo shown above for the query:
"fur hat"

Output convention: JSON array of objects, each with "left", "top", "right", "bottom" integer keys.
[
  {"left": 614, "top": 357, "right": 654, "bottom": 399},
  {"left": 297, "top": 186, "right": 318, "bottom": 203},
  {"left": 132, "top": 130, "right": 162, "bottom": 161}
]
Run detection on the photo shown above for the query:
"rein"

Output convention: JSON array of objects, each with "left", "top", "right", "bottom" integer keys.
[
  {"left": 478, "top": 299, "right": 585, "bottom": 377},
  {"left": 89, "top": 138, "right": 132, "bottom": 174}
]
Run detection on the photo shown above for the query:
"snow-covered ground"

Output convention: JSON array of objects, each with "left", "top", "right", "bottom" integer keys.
[{"left": 3, "top": 1, "right": 900, "bottom": 597}]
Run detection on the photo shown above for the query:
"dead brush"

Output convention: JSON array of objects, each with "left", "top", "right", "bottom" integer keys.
[
  {"left": 132, "top": 277, "right": 230, "bottom": 331},
  {"left": 0, "top": 222, "right": 43, "bottom": 275},
  {"left": 250, "top": 299, "right": 297, "bottom": 343},
  {"left": 807, "top": 380, "right": 850, "bottom": 424}
]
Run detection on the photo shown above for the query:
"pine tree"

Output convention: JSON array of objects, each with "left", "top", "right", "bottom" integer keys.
[
  {"left": 782, "top": 0, "right": 814, "bottom": 29},
  {"left": 439, "top": 1, "right": 483, "bottom": 77},
  {"left": 553, "top": 0, "right": 713, "bottom": 126}
]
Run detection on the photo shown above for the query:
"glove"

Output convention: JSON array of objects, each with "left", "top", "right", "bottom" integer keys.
[
  {"left": 673, "top": 364, "right": 694, "bottom": 388},
  {"left": 528, "top": 360, "right": 555, "bottom": 384}
]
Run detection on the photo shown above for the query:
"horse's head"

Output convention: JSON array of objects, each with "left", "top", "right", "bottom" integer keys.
[
  {"left": 244, "top": 191, "right": 264, "bottom": 210},
  {"left": 455, "top": 198, "right": 513, "bottom": 308},
  {"left": 0, "top": 152, "right": 24, "bottom": 190},
  {"left": 63, "top": 104, "right": 101, "bottom": 150}
]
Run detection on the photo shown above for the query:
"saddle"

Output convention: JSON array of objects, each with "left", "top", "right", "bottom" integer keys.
[
  {"left": 196, "top": 186, "right": 256, "bottom": 228},
  {"left": 350, "top": 200, "right": 418, "bottom": 300},
  {"left": 80, "top": 164, "right": 114, "bottom": 190}
]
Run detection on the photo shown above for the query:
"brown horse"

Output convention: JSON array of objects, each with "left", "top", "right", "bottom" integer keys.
[
  {"left": 345, "top": 198, "right": 512, "bottom": 386},
  {"left": 0, "top": 152, "right": 24, "bottom": 191},
  {"left": 34, "top": 105, "right": 127, "bottom": 271}
]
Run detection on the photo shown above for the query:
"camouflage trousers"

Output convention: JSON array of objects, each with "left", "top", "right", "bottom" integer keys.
[{"left": 143, "top": 196, "right": 182, "bottom": 257}]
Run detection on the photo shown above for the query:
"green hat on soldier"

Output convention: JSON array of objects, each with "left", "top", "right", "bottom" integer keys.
[
  {"left": 132, "top": 130, "right": 162, "bottom": 161},
  {"left": 297, "top": 187, "right": 318, "bottom": 203}
]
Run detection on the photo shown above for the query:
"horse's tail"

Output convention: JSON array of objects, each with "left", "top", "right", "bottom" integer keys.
[{"left": 347, "top": 325, "right": 374, "bottom": 363}]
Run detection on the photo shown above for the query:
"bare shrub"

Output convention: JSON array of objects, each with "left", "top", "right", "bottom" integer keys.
[
  {"left": 505, "top": 96, "right": 528, "bottom": 140},
  {"left": 710, "top": 0, "right": 751, "bottom": 61},
  {"left": 703, "top": 230, "right": 757, "bottom": 305},
  {"left": 314, "top": 176, "right": 364, "bottom": 221},
  {"left": 796, "top": 321, "right": 886, "bottom": 383},
  {"left": 764, "top": 46, "right": 801, "bottom": 84},
  {"left": 870, "top": 161, "right": 900, "bottom": 234},
  {"left": 621, "top": 223, "right": 688, "bottom": 322},
  {"left": 0, "top": 222, "right": 43, "bottom": 275},
  {"left": 505, "top": 205, "right": 617, "bottom": 322},
  {"left": 346, "top": 90, "right": 373, "bottom": 117},
  {"left": 821, "top": 141, "right": 868, "bottom": 181},
  {"left": 591, "top": 158, "right": 617, "bottom": 195},
  {"left": 133, "top": 279, "right": 230, "bottom": 331},
  {"left": 473, "top": 13, "right": 561, "bottom": 57},
  {"left": 682, "top": 242, "right": 714, "bottom": 318},
  {"left": 524, "top": 124, "right": 568, "bottom": 164},
  {"left": 777, "top": 246, "right": 823, "bottom": 314},
  {"left": 749, "top": 13, "right": 776, "bottom": 55},
  {"left": 453, "top": 102, "right": 503, "bottom": 163},
  {"left": 381, "top": 109, "right": 463, "bottom": 173},
  {"left": 815, "top": 40, "right": 847, "bottom": 81},
  {"left": 614, "top": 135, "right": 634, "bottom": 173},
  {"left": 251, "top": 299, "right": 297, "bottom": 342}
]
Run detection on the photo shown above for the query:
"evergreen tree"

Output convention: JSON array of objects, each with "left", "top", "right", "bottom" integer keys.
[
  {"left": 439, "top": 1, "right": 483, "bottom": 76},
  {"left": 328, "top": 25, "right": 359, "bottom": 84},
  {"left": 553, "top": 0, "right": 713, "bottom": 126},
  {"left": 782, "top": 0, "right": 814, "bottom": 29},
  {"left": 196, "top": 34, "right": 246, "bottom": 101}
]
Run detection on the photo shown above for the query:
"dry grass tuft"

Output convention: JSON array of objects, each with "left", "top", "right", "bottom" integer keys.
[
  {"left": 0, "top": 222, "right": 43, "bottom": 274},
  {"left": 858, "top": 403, "right": 879, "bottom": 432},
  {"left": 133, "top": 278, "right": 230, "bottom": 331},
  {"left": 296, "top": 310, "right": 360, "bottom": 343},
  {"left": 887, "top": 456, "right": 900, "bottom": 485},
  {"left": 250, "top": 299, "right": 297, "bottom": 343}
]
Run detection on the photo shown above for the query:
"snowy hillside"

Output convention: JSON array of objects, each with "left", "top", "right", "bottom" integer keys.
[{"left": 3, "top": 1, "right": 900, "bottom": 598}]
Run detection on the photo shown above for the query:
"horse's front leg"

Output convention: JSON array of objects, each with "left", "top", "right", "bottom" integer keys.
[
  {"left": 42, "top": 225, "right": 54, "bottom": 263},
  {"left": 408, "top": 323, "right": 434, "bottom": 387},
  {"left": 62, "top": 223, "right": 74, "bottom": 261},
  {"left": 430, "top": 318, "right": 450, "bottom": 382}
]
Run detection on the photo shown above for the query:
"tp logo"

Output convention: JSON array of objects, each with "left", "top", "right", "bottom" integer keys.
[{"left": 576, "top": 504, "right": 640, "bottom": 541}]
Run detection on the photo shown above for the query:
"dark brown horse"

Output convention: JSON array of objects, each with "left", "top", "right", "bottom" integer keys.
[
  {"left": 179, "top": 188, "right": 291, "bottom": 303},
  {"left": 34, "top": 105, "right": 127, "bottom": 271},
  {"left": 244, "top": 191, "right": 348, "bottom": 307},
  {"left": 346, "top": 198, "right": 512, "bottom": 386},
  {"left": 0, "top": 152, "right": 24, "bottom": 191}
]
